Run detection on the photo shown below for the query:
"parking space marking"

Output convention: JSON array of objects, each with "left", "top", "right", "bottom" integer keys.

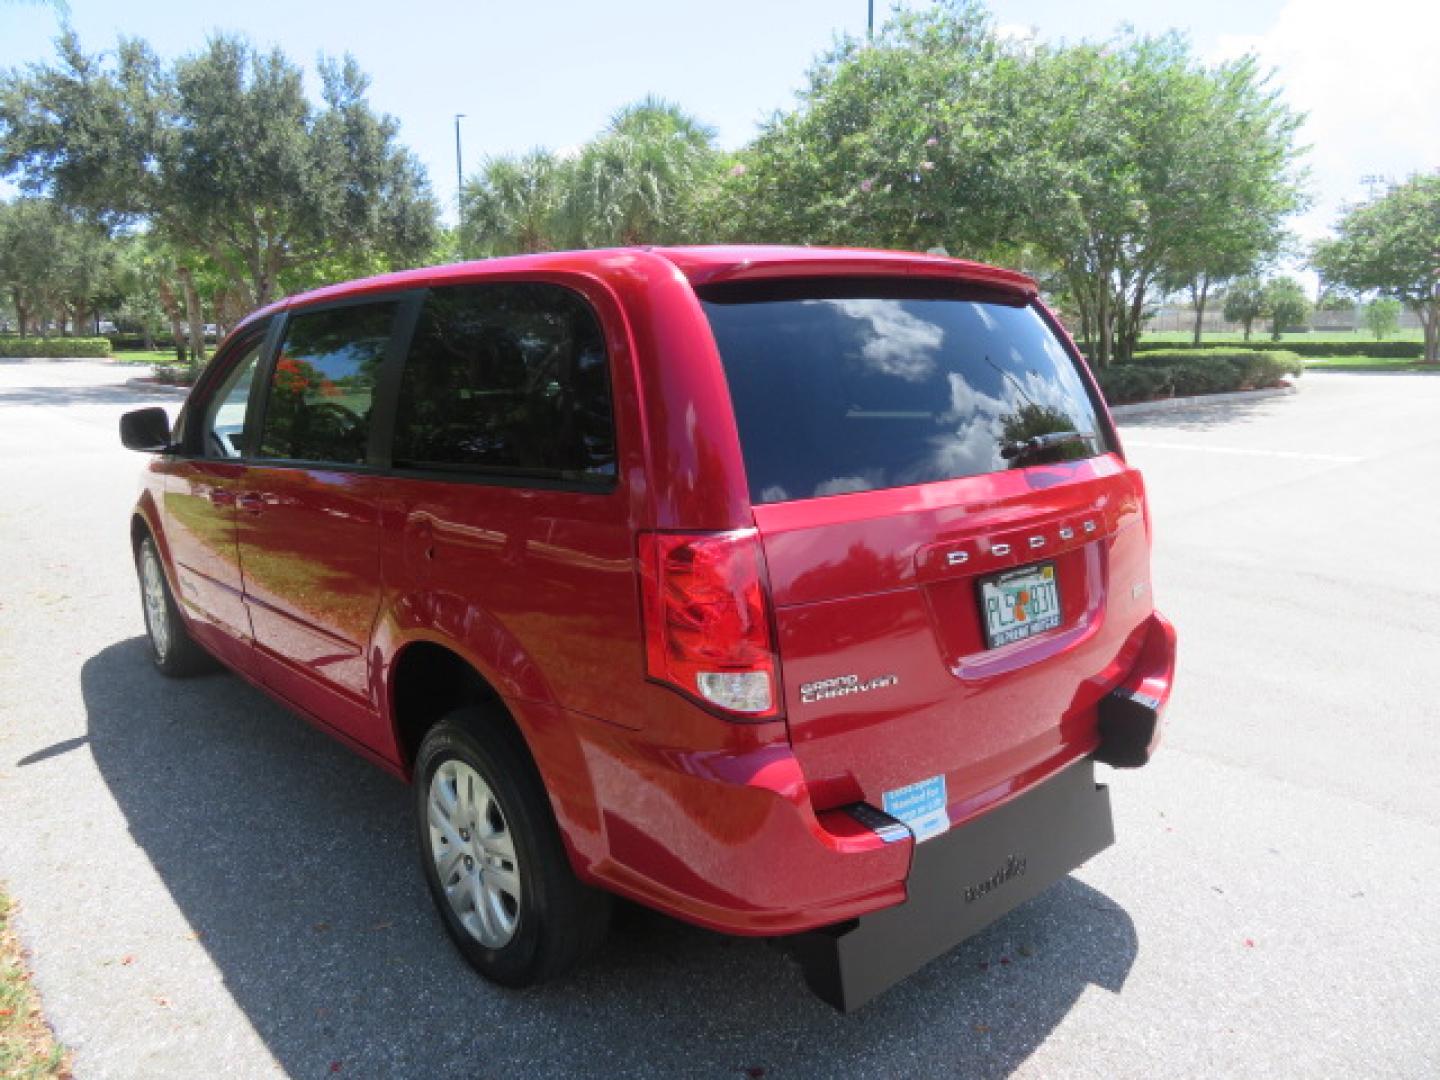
[{"left": 1120, "top": 440, "right": 1364, "bottom": 464}]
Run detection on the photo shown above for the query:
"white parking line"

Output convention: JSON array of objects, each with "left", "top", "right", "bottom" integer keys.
[{"left": 1121, "top": 440, "right": 1364, "bottom": 464}]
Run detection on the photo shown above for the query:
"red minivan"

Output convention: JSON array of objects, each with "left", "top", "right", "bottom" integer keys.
[{"left": 120, "top": 246, "right": 1175, "bottom": 1010}]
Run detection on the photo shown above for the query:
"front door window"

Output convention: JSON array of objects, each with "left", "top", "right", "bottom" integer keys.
[{"left": 201, "top": 342, "right": 263, "bottom": 458}]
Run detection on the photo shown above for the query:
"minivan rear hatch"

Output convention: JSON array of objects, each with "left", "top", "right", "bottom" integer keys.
[{"left": 699, "top": 276, "right": 1155, "bottom": 827}]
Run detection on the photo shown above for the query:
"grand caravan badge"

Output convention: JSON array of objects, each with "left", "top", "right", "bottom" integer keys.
[{"left": 800, "top": 673, "right": 900, "bottom": 705}]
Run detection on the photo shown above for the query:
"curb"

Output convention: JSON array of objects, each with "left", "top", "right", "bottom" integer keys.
[
  {"left": 0, "top": 355, "right": 114, "bottom": 364},
  {"left": 124, "top": 377, "right": 192, "bottom": 397},
  {"left": 1109, "top": 383, "right": 1297, "bottom": 420},
  {"left": 1304, "top": 366, "right": 1440, "bottom": 375}
]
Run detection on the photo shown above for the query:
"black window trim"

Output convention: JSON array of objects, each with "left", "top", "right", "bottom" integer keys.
[
  {"left": 244, "top": 290, "right": 425, "bottom": 468},
  {"left": 182, "top": 281, "right": 621, "bottom": 495},
  {"left": 697, "top": 276, "right": 1115, "bottom": 504},
  {"left": 171, "top": 317, "right": 277, "bottom": 459},
  {"left": 381, "top": 282, "right": 620, "bottom": 493}
]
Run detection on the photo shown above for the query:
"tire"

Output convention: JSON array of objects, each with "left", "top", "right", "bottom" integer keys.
[
  {"left": 414, "top": 708, "right": 611, "bottom": 987},
  {"left": 135, "top": 534, "right": 213, "bottom": 677}
]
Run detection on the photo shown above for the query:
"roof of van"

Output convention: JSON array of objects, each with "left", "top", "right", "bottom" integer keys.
[{"left": 234, "top": 245, "right": 1038, "bottom": 335}]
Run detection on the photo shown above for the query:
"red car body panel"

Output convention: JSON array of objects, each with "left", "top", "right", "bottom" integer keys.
[{"left": 134, "top": 245, "right": 1176, "bottom": 937}]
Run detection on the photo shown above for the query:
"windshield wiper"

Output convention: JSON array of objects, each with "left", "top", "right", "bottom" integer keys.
[{"left": 1000, "top": 430, "right": 1095, "bottom": 462}]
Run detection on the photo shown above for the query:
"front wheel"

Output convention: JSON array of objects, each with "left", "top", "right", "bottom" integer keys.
[
  {"left": 136, "top": 535, "right": 213, "bottom": 676},
  {"left": 414, "top": 709, "right": 610, "bottom": 987}
]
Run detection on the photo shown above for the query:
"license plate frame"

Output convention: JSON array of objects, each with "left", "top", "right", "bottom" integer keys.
[{"left": 977, "top": 561, "right": 1062, "bottom": 648}]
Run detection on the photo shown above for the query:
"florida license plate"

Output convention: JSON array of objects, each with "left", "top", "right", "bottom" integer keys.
[{"left": 979, "top": 562, "right": 1062, "bottom": 647}]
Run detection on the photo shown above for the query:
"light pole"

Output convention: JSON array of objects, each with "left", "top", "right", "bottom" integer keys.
[
  {"left": 867, "top": 1, "right": 874, "bottom": 41},
  {"left": 454, "top": 113, "right": 467, "bottom": 235}
]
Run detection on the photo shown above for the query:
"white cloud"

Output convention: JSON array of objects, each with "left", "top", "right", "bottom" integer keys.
[
  {"left": 1211, "top": 0, "right": 1440, "bottom": 243},
  {"left": 825, "top": 299, "right": 945, "bottom": 381}
]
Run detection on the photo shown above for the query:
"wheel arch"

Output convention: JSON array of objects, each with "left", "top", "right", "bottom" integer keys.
[
  {"left": 129, "top": 491, "right": 165, "bottom": 560},
  {"left": 384, "top": 636, "right": 606, "bottom": 880}
]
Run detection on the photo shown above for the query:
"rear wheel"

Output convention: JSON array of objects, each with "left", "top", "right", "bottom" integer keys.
[
  {"left": 415, "top": 709, "right": 610, "bottom": 987},
  {"left": 136, "top": 535, "right": 212, "bottom": 676}
]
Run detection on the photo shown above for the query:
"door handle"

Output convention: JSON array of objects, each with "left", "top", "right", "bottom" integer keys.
[{"left": 235, "top": 491, "right": 266, "bottom": 514}]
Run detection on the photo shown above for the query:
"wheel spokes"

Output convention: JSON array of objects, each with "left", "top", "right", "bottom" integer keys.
[{"left": 426, "top": 757, "right": 521, "bottom": 949}]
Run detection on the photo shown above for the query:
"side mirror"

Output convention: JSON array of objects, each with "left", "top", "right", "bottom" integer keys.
[{"left": 119, "top": 407, "right": 173, "bottom": 453}]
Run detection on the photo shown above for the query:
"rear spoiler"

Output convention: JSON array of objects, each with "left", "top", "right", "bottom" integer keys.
[{"left": 661, "top": 249, "right": 1038, "bottom": 298}]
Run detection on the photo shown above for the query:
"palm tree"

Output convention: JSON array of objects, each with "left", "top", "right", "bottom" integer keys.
[
  {"left": 560, "top": 96, "right": 718, "bottom": 247},
  {"left": 459, "top": 148, "right": 566, "bottom": 257}
]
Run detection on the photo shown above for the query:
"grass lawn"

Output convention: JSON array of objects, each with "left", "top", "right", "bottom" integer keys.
[
  {"left": 1143, "top": 329, "right": 1424, "bottom": 344},
  {"left": 0, "top": 890, "right": 69, "bottom": 1079},
  {"left": 1304, "top": 356, "right": 1440, "bottom": 373},
  {"left": 111, "top": 350, "right": 184, "bottom": 366}
]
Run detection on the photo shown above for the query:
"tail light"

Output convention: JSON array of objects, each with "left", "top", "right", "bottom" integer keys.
[{"left": 638, "top": 529, "right": 781, "bottom": 718}]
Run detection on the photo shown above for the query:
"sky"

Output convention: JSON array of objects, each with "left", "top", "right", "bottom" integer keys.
[{"left": 2, "top": 0, "right": 1437, "bottom": 250}]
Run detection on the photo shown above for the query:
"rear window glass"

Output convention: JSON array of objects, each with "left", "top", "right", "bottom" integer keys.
[{"left": 700, "top": 279, "right": 1109, "bottom": 504}]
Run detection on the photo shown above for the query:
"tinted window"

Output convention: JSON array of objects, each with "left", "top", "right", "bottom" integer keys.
[
  {"left": 700, "top": 279, "right": 1109, "bottom": 504},
  {"left": 392, "top": 283, "right": 615, "bottom": 482},
  {"left": 199, "top": 336, "right": 264, "bottom": 458},
  {"left": 258, "top": 302, "right": 397, "bottom": 464}
]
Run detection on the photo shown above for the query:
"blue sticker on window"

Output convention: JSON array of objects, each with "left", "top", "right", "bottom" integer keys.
[{"left": 882, "top": 774, "right": 949, "bottom": 842}]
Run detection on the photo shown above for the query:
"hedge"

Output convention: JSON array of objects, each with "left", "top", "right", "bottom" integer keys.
[
  {"left": 0, "top": 336, "right": 112, "bottom": 358},
  {"left": 1133, "top": 339, "right": 1422, "bottom": 359},
  {"left": 109, "top": 333, "right": 218, "bottom": 351},
  {"left": 1097, "top": 349, "right": 1302, "bottom": 405},
  {"left": 107, "top": 335, "right": 156, "bottom": 351}
]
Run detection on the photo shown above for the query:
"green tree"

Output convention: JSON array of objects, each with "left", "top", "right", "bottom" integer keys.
[
  {"left": 459, "top": 97, "right": 721, "bottom": 255},
  {"left": 0, "top": 198, "right": 64, "bottom": 335},
  {"left": 1264, "top": 276, "right": 1309, "bottom": 339},
  {"left": 0, "top": 197, "right": 117, "bottom": 335},
  {"left": 1223, "top": 275, "right": 1267, "bottom": 340},
  {"left": 707, "top": 2, "right": 1010, "bottom": 252},
  {"left": 1012, "top": 37, "right": 1303, "bottom": 364},
  {"left": 1314, "top": 174, "right": 1440, "bottom": 363},
  {"left": 460, "top": 149, "right": 567, "bottom": 256},
  {"left": 1, "top": 32, "right": 439, "bottom": 361},
  {"left": 559, "top": 96, "right": 719, "bottom": 247},
  {"left": 1362, "top": 297, "right": 1401, "bottom": 340},
  {"left": 711, "top": 3, "right": 1305, "bottom": 366}
]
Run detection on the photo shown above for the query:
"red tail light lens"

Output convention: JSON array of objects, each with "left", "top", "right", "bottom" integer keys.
[{"left": 638, "top": 529, "right": 780, "bottom": 718}]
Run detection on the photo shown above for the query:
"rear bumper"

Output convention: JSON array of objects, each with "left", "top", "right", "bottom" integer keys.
[
  {"left": 1096, "top": 610, "right": 1177, "bottom": 768},
  {"left": 563, "top": 610, "right": 1171, "bottom": 943},
  {"left": 779, "top": 757, "right": 1115, "bottom": 1011}
]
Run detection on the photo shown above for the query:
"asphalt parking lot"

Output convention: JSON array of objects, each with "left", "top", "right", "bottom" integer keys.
[{"left": 1, "top": 360, "right": 1437, "bottom": 1079}]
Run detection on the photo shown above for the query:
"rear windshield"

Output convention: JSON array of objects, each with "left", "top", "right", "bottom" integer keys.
[{"left": 699, "top": 278, "right": 1110, "bottom": 504}]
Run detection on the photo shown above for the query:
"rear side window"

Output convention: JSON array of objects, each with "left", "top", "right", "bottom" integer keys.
[
  {"left": 700, "top": 278, "right": 1110, "bottom": 504},
  {"left": 392, "top": 283, "right": 615, "bottom": 483}
]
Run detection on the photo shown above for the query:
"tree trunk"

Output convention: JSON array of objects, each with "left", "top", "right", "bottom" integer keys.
[
  {"left": 176, "top": 264, "right": 207, "bottom": 368},
  {"left": 254, "top": 243, "right": 284, "bottom": 310},
  {"left": 1421, "top": 302, "right": 1438, "bottom": 365},
  {"left": 1191, "top": 275, "right": 1210, "bottom": 345},
  {"left": 156, "top": 279, "right": 186, "bottom": 359},
  {"left": 1095, "top": 285, "right": 1112, "bottom": 369},
  {"left": 1119, "top": 272, "right": 1149, "bottom": 364},
  {"left": 1419, "top": 286, "right": 1440, "bottom": 364}
]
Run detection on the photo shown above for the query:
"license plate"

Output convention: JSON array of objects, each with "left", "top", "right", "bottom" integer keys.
[{"left": 978, "top": 562, "right": 1062, "bottom": 647}]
